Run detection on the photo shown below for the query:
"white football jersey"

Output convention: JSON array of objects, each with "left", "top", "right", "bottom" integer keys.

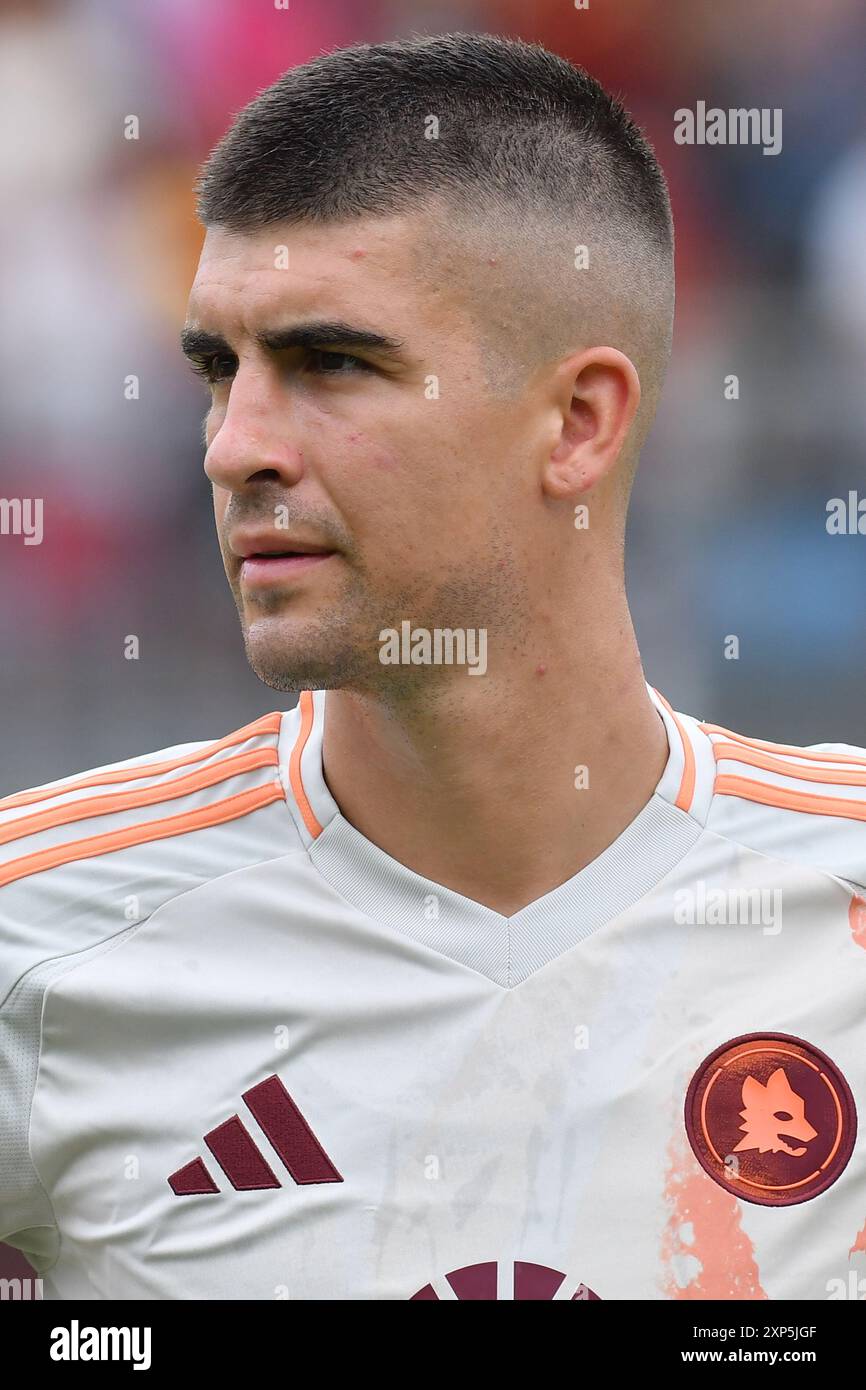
[{"left": 1, "top": 687, "right": 865, "bottom": 1301}]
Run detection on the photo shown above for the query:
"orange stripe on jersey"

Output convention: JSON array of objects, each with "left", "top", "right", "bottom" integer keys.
[
  {"left": 0, "top": 712, "right": 283, "bottom": 814},
  {"left": 0, "top": 784, "right": 284, "bottom": 889},
  {"left": 652, "top": 689, "right": 695, "bottom": 811},
  {"left": 289, "top": 691, "right": 323, "bottom": 839},
  {"left": 701, "top": 722, "right": 866, "bottom": 768},
  {"left": 715, "top": 774, "right": 866, "bottom": 822},
  {"left": 0, "top": 748, "right": 278, "bottom": 848},
  {"left": 711, "top": 741, "right": 866, "bottom": 787}
]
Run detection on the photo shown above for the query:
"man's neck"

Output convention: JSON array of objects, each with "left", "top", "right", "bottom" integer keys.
[{"left": 320, "top": 636, "right": 669, "bottom": 918}]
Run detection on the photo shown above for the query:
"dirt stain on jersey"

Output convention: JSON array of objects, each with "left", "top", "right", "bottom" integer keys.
[
  {"left": 848, "top": 894, "right": 866, "bottom": 950},
  {"left": 661, "top": 1126, "right": 767, "bottom": 1299},
  {"left": 849, "top": 1216, "right": 866, "bottom": 1258}
]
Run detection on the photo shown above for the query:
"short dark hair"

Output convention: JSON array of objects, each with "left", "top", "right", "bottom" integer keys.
[
  {"left": 195, "top": 30, "right": 672, "bottom": 256},
  {"left": 196, "top": 30, "right": 674, "bottom": 473}
]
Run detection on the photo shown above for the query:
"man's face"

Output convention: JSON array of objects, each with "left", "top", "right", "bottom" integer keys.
[{"left": 183, "top": 213, "right": 536, "bottom": 693}]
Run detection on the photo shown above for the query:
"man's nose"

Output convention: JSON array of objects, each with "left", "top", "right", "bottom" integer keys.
[{"left": 204, "top": 372, "right": 305, "bottom": 490}]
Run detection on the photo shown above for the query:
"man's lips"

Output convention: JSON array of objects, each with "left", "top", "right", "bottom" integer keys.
[
  {"left": 238, "top": 550, "right": 336, "bottom": 585},
  {"left": 228, "top": 533, "right": 337, "bottom": 585}
]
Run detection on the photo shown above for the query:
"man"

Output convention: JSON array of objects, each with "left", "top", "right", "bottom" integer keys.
[{"left": 1, "top": 33, "right": 864, "bottom": 1301}]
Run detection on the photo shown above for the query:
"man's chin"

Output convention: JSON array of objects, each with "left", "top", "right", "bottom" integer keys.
[{"left": 241, "top": 619, "right": 364, "bottom": 694}]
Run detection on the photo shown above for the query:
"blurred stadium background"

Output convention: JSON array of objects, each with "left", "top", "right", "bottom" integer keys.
[
  {"left": 2, "top": 0, "right": 866, "bottom": 797},
  {"left": 1, "top": 0, "right": 866, "bottom": 1281}
]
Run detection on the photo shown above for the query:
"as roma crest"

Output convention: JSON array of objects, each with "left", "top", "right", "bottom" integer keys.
[{"left": 684, "top": 1032, "right": 856, "bottom": 1206}]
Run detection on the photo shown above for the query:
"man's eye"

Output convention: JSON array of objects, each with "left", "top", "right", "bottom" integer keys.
[
  {"left": 306, "top": 349, "right": 370, "bottom": 374},
  {"left": 188, "top": 356, "right": 235, "bottom": 384},
  {"left": 187, "top": 348, "right": 371, "bottom": 383}
]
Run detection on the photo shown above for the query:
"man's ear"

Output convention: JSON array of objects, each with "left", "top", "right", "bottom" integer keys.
[{"left": 542, "top": 347, "right": 641, "bottom": 501}]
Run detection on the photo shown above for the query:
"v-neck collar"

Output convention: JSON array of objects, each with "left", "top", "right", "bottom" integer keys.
[{"left": 278, "top": 687, "right": 716, "bottom": 988}]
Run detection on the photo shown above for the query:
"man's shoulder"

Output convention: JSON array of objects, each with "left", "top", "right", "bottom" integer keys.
[
  {"left": 0, "top": 711, "right": 295, "bottom": 1001},
  {"left": 700, "top": 716, "right": 866, "bottom": 895}
]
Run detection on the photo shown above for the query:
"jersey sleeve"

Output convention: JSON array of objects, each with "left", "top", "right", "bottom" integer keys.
[
  {"left": 806, "top": 743, "right": 866, "bottom": 894},
  {"left": 0, "top": 714, "right": 287, "bottom": 1262},
  {"left": 0, "top": 929, "right": 61, "bottom": 1263},
  {"left": 0, "top": 738, "right": 213, "bottom": 1259}
]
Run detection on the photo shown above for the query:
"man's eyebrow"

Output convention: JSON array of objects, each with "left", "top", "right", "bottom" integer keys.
[{"left": 179, "top": 320, "right": 406, "bottom": 361}]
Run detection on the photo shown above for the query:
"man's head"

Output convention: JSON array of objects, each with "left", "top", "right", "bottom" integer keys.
[{"left": 185, "top": 32, "right": 674, "bottom": 696}]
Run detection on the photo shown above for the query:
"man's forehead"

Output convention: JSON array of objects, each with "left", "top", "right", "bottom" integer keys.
[{"left": 188, "top": 215, "right": 427, "bottom": 323}]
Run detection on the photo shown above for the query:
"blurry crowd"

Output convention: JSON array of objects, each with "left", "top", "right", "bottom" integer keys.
[{"left": 1, "top": 0, "right": 865, "bottom": 793}]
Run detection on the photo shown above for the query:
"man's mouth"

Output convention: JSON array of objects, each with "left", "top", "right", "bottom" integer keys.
[
  {"left": 239, "top": 550, "right": 336, "bottom": 584},
  {"left": 228, "top": 533, "right": 338, "bottom": 586}
]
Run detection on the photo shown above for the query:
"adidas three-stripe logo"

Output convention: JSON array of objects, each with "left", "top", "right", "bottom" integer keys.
[{"left": 168, "top": 1074, "right": 343, "bottom": 1195}]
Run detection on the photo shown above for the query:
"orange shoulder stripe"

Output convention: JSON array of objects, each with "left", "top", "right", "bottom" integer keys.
[
  {"left": 715, "top": 774, "right": 866, "bottom": 823},
  {"left": 289, "top": 691, "right": 323, "bottom": 839},
  {"left": 0, "top": 783, "right": 284, "bottom": 890},
  {"left": 0, "top": 712, "right": 282, "bottom": 814},
  {"left": 701, "top": 721, "right": 866, "bottom": 768},
  {"left": 710, "top": 740, "right": 866, "bottom": 787},
  {"left": 652, "top": 689, "right": 695, "bottom": 811},
  {"left": 0, "top": 747, "right": 278, "bottom": 848}
]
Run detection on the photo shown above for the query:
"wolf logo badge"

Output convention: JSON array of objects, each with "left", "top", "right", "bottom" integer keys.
[{"left": 684, "top": 1032, "right": 857, "bottom": 1206}]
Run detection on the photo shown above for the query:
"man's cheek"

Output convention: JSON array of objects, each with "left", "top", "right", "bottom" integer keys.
[
  {"left": 369, "top": 450, "right": 401, "bottom": 473},
  {"left": 204, "top": 402, "right": 228, "bottom": 450},
  {"left": 210, "top": 485, "right": 230, "bottom": 535},
  {"left": 339, "top": 433, "right": 401, "bottom": 474}
]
